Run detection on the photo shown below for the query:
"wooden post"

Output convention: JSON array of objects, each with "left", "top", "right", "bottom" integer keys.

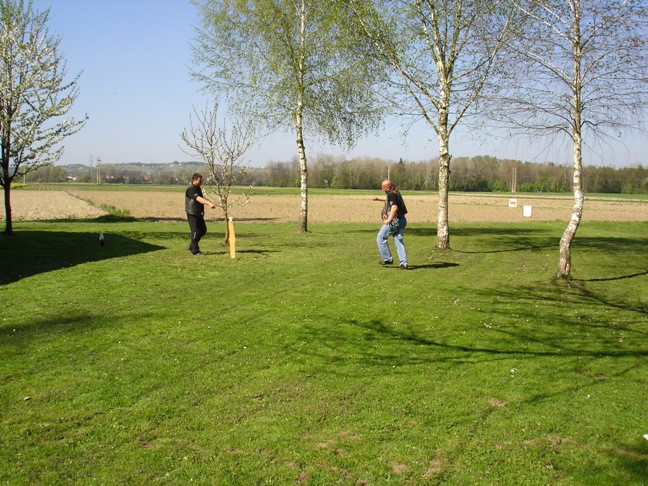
[{"left": 227, "top": 217, "right": 236, "bottom": 259}]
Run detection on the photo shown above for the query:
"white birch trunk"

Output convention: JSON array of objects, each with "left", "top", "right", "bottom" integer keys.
[
  {"left": 557, "top": 0, "right": 584, "bottom": 278},
  {"left": 437, "top": 138, "right": 451, "bottom": 250},
  {"left": 437, "top": 86, "right": 451, "bottom": 249},
  {"left": 558, "top": 131, "right": 584, "bottom": 278},
  {"left": 295, "top": 0, "right": 308, "bottom": 234},
  {"left": 296, "top": 108, "right": 308, "bottom": 233}
]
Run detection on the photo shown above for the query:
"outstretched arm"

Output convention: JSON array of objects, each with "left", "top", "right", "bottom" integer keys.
[{"left": 196, "top": 196, "right": 216, "bottom": 209}]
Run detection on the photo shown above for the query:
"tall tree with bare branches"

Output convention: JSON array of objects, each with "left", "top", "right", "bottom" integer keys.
[
  {"left": 0, "top": 0, "right": 85, "bottom": 234},
  {"left": 498, "top": 0, "right": 647, "bottom": 278},
  {"left": 191, "top": 0, "right": 383, "bottom": 233},
  {"left": 348, "top": 0, "right": 513, "bottom": 249},
  {"left": 181, "top": 101, "right": 257, "bottom": 244}
]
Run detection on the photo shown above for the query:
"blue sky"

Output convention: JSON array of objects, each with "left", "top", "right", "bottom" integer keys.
[{"left": 34, "top": 0, "right": 647, "bottom": 167}]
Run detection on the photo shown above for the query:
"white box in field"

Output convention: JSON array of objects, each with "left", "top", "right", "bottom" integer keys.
[
  {"left": 508, "top": 198, "right": 518, "bottom": 208},
  {"left": 523, "top": 205, "right": 532, "bottom": 217}
]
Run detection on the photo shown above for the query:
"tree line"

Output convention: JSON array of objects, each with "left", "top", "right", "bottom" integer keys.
[
  {"left": 255, "top": 155, "right": 648, "bottom": 194},
  {"left": 29, "top": 156, "right": 648, "bottom": 195}
]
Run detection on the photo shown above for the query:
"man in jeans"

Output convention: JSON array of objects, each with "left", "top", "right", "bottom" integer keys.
[
  {"left": 185, "top": 173, "right": 217, "bottom": 255},
  {"left": 373, "top": 179, "right": 409, "bottom": 269}
]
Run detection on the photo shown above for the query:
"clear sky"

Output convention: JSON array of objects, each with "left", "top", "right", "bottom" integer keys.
[{"left": 33, "top": 0, "right": 647, "bottom": 168}]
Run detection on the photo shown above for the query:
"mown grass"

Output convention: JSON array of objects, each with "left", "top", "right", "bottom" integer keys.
[{"left": 1, "top": 219, "right": 646, "bottom": 483}]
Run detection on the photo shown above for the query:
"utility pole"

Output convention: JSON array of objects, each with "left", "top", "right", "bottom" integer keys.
[{"left": 96, "top": 156, "right": 102, "bottom": 184}]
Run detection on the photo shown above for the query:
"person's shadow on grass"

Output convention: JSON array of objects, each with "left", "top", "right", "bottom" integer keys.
[{"left": 385, "top": 262, "right": 459, "bottom": 270}]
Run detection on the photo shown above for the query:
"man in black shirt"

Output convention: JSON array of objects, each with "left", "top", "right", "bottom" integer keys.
[
  {"left": 373, "top": 179, "right": 409, "bottom": 269},
  {"left": 185, "top": 173, "right": 217, "bottom": 255}
]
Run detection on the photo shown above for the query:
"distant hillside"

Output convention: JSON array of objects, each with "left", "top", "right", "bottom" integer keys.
[
  {"left": 57, "top": 161, "right": 207, "bottom": 184},
  {"left": 61, "top": 161, "right": 204, "bottom": 173}
]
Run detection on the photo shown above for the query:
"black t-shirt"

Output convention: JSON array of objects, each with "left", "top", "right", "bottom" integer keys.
[
  {"left": 185, "top": 184, "right": 204, "bottom": 215},
  {"left": 386, "top": 190, "right": 407, "bottom": 217}
]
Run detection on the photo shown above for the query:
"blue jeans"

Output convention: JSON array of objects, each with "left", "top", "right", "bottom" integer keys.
[{"left": 377, "top": 216, "right": 407, "bottom": 265}]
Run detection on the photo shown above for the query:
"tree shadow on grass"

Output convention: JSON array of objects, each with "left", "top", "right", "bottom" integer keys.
[
  {"left": 0, "top": 231, "right": 165, "bottom": 285},
  {"left": 292, "top": 276, "right": 647, "bottom": 371},
  {"left": 238, "top": 249, "right": 279, "bottom": 255},
  {"left": 294, "top": 311, "right": 648, "bottom": 481},
  {"left": 134, "top": 217, "right": 281, "bottom": 223},
  {"left": 415, "top": 230, "right": 646, "bottom": 256},
  {"left": 575, "top": 270, "right": 648, "bottom": 282},
  {"left": 197, "top": 249, "right": 278, "bottom": 257},
  {"left": 454, "top": 241, "right": 557, "bottom": 254},
  {"left": 0, "top": 310, "right": 99, "bottom": 341},
  {"left": 382, "top": 262, "right": 460, "bottom": 270},
  {"left": 297, "top": 316, "right": 647, "bottom": 372},
  {"left": 41, "top": 215, "right": 138, "bottom": 224},
  {"left": 418, "top": 226, "right": 557, "bottom": 237},
  {"left": 574, "top": 236, "right": 648, "bottom": 253},
  {"left": 393, "top": 225, "right": 560, "bottom": 253}
]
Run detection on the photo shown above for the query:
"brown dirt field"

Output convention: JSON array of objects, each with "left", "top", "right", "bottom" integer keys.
[
  {"left": 1, "top": 190, "right": 107, "bottom": 221},
  {"left": 4, "top": 189, "right": 647, "bottom": 223}
]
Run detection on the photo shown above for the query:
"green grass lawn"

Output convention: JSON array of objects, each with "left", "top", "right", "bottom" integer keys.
[{"left": 1, "top": 218, "right": 646, "bottom": 483}]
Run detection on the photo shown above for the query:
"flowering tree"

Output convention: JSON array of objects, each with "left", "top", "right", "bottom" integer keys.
[{"left": 1, "top": 0, "right": 86, "bottom": 234}]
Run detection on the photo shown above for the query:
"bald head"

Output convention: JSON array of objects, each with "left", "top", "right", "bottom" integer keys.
[{"left": 381, "top": 179, "right": 393, "bottom": 192}]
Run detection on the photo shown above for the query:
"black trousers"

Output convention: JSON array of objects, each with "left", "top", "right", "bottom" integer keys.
[{"left": 187, "top": 213, "right": 207, "bottom": 253}]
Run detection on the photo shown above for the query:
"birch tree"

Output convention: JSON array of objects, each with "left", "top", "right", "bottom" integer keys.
[
  {"left": 192, "top": 0, "right": 382, "bottom": 233},
  {"left": 348, "top": 0, "right": 512, "bottom": 249},
  {"left": 181, "top": 101, "right": 256, "bottom": 244},
  {"left": 500, "top": 0, "right": 647, "bottom": 278},
  {"left": 0, "top": 0, "right": 85, "bottom": 234}
]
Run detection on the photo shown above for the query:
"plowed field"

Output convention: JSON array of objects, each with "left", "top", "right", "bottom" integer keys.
[
  {"left": 3, "top": 189, "right": 647, "bottom": 223},
  {"left": 1, "top": 190, "right": 107, "bottom": 221}
]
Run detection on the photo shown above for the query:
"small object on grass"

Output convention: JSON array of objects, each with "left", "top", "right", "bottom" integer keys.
[
  {"left": 99, "top": 233, "right": 105, "bottom": 246},
  {"left": 644, "top": 434, "right": 648, "bottom": 441}
]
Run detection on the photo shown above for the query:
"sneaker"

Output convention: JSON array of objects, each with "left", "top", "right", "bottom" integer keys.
[
  {"left": 192, "top": 251, "right": 204, "bottom": 256},
  {"left": 399, "top": 264, "right": 409, "bottom": 270},
  {"left": 379, "top": 259, "right": 394, "bottom": 266}
]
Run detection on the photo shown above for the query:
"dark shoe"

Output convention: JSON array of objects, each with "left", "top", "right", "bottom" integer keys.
[
  {"left": 399, "top": 264, "right": 409, "bottom": 270},
  {"left": 379, "top": 259, "right": 394, "bottom": 266},
  {"left": 192, "top": 251, "right": 204, "bottom": 256}
]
